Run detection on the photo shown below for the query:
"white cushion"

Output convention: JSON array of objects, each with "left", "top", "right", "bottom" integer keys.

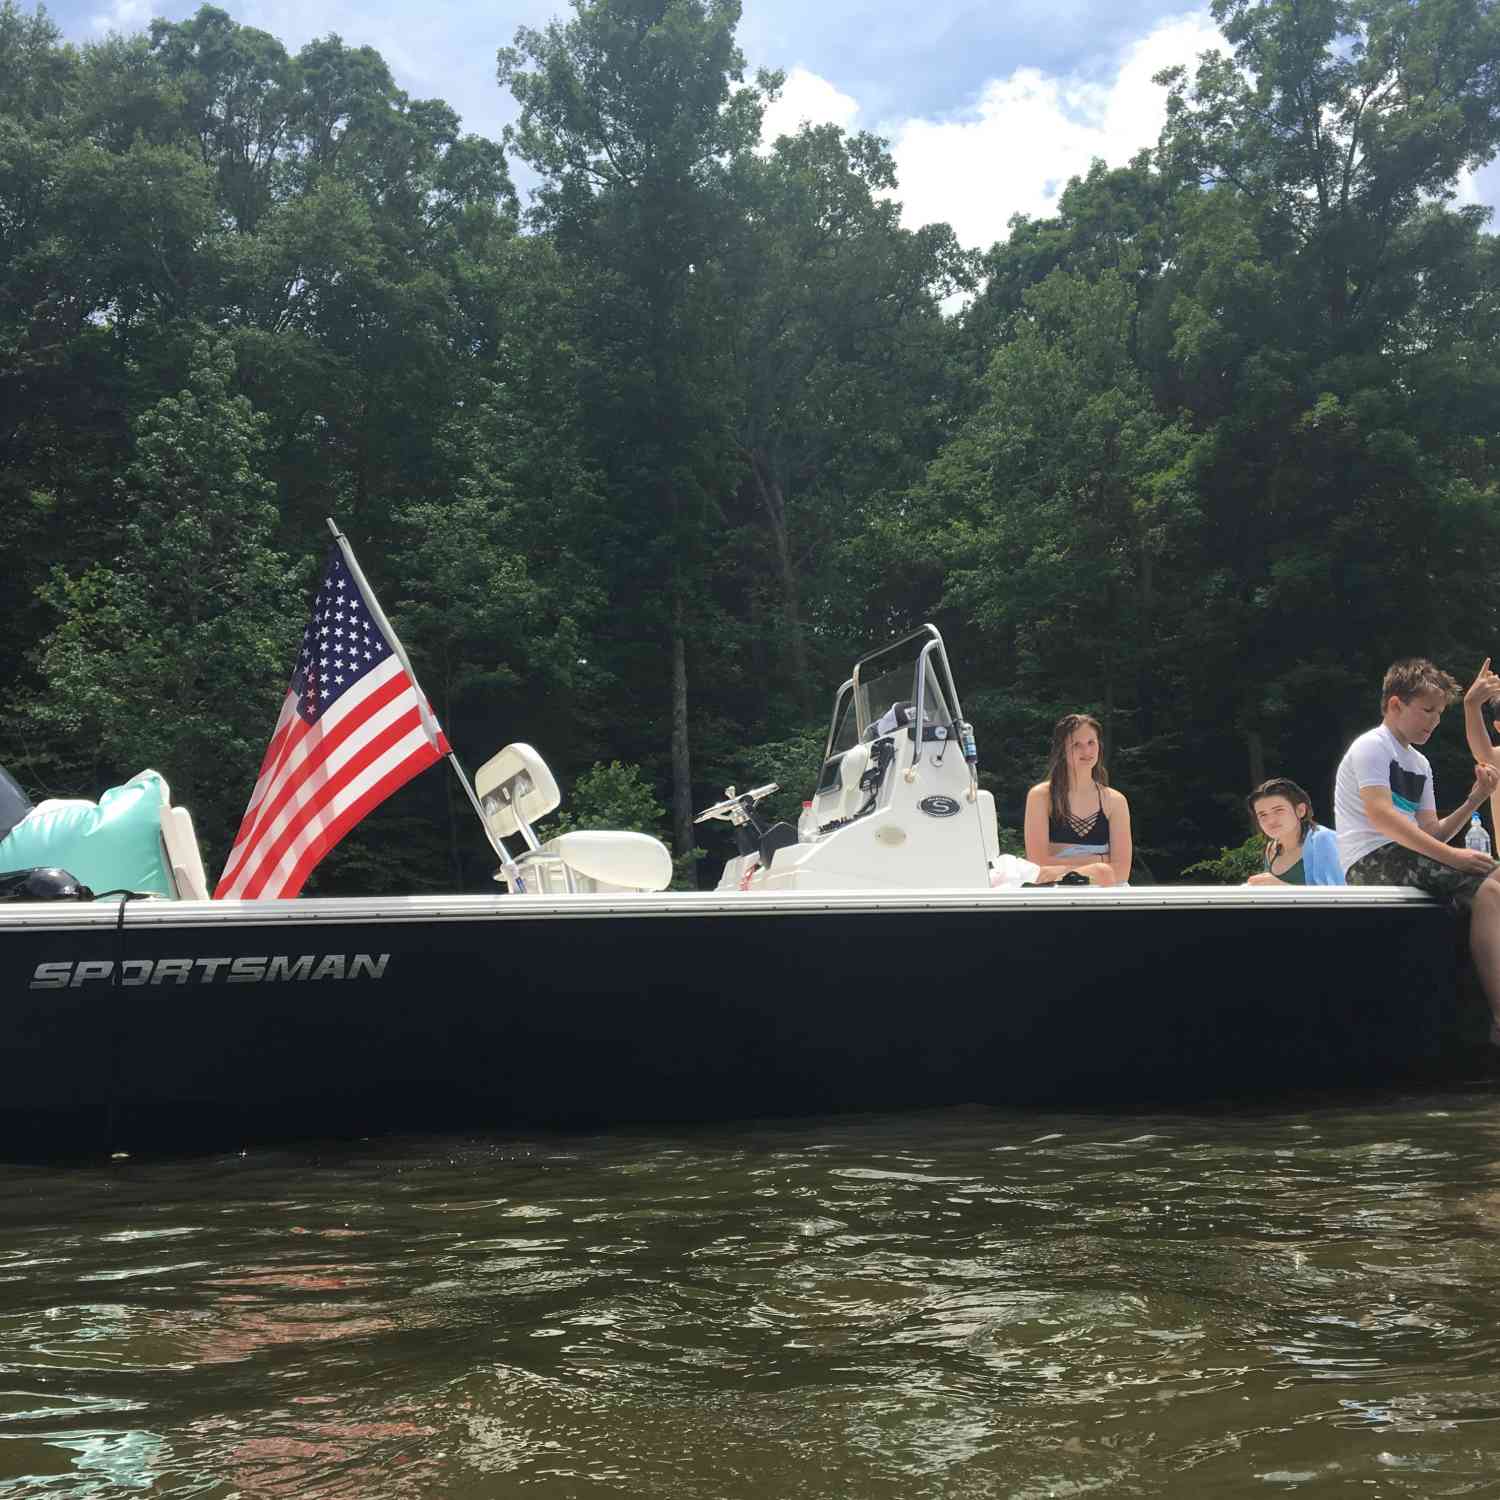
[
  {"left": 547, "top": 830, "right": 673, "bottom": 892},
  {"left": 475, "top": 743, "right": 561, "bottom": 839},
  {"left": 977, "top": 789, "right": 1000, "bottom": 862},
  {"left": 162, "top": 805, "right": 210, "bottom": 900},
  {"left": 838, "top": 743, "right": 871, "bottom": 817}
]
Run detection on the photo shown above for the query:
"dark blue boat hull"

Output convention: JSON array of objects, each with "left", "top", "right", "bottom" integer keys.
[{"left": 0, "top": 889, "right": 1490, "bottom": 1154}]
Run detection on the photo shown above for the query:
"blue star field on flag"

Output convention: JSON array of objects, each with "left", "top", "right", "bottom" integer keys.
[{"left": 292, "top": 550, "right": 391, "bottom": 725}]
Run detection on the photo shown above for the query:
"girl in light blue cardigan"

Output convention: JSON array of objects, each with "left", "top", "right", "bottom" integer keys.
[{"left": 1245, "top": 778, "right": 1345, "bottom": 886}]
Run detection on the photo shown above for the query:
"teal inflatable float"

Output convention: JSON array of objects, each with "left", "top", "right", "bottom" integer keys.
[{"left": 0, "top": 770, "right": 176, "bottom": 898}]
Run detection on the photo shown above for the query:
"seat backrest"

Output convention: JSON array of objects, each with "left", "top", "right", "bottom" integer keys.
[
  {"left": 475, "top": 743, "right": 561, "bottom": 841},
  {"left": 976, "top": 789, "right": 1000, "bottom": 862},
  {"left": 837, "top": 742, "right": 871, "bottom": 817},
  {"left": 161, "top": 805, "right": 210, "bottom": 899}
]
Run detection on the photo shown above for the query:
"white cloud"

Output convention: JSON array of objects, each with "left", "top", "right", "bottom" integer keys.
[
  {"left": 882, "top": 10, "right": 1226, "bottom": 248},
  {"left": 1456, "top": 161, "right": 1500, "bottom": 225},
  {"left": 230, "top": 0, "right": 566, "bottom": 141},
  {"left": 759, "top": 65, "right": 860, "bottom": 146},
  {"left": 89, "top": 0, "right": 155, "bottom": 34},
  {"left": 370, "top": 35, "right": 432, "bottom": 86}
]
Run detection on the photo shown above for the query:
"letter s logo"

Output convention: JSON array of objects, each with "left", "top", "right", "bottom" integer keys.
[{"left": 30, "top": 962, "right": 72, "bottom": 990}]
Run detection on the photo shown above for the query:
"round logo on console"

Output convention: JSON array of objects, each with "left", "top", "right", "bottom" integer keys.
[{"left": 918, "top": 795, "right": 961, "bottom": 818}]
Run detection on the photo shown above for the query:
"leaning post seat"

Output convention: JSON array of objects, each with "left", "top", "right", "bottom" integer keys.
[
  {"left": 498, "top": 830, "right": 674, "bottom": 894},
  {"left": 475, "top": 743, "right": 562, "bottom": 849},
  {"left": 537, "top": 831, "right": 672, "bottom": 893},
  {"left": 477, "top": 744, "right": 673, "bottom": 893}
]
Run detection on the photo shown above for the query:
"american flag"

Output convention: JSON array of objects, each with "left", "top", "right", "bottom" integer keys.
[{"left": 214, "top": 544, "right": 449, "bottom": 899}]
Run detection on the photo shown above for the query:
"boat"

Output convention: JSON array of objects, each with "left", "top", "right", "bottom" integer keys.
[{"left": 0, "top": 626, "right": 1491, "bottom": 1155}]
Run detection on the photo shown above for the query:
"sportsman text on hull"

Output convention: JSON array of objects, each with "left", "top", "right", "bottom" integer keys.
[{"left": 29, "top": 953, "right": 391, "bottom": 988}]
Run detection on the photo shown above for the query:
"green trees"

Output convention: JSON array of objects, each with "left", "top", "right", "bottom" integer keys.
[
  {"left": 1151, "top": 0, "right": 1500, "bottom": 799},
  {"left": 496, "top": 5, "right": 971, "bottom": 868},
  {"left": 26, "top": 340, "right": 300, "bottom": 850},
  {"left": 1157, "top": 0, "right": 1500, "bottom": 348},
  {"left": 498, "top": 0, "right": 767, "bottom": 861},
  {"left": 1, "top": 1, "right": 551, "bottom": 887},
  {"left": 881, "top": 0, "right": 1500, "bottom": 864},
  {"left": 721, "top": 124, "right": 970, "bottom": 714},
  {"left": 898, "top": 266, "right": 1199, "bottom": 850},
  {"left": 2, "top": 0, "right": 1497, "bottom": 886}
]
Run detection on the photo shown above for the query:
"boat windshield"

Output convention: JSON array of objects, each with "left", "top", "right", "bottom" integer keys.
[
  {"left": 853, "top": 635, "right": 954, "bottom": 740},
  {"left": 827, "top": 685, "right": 859, "bottom": 758}
]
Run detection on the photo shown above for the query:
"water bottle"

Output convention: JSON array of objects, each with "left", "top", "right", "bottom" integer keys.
[
  {"left": 1466, "top": 814, "right": 1492, "bottom": 856},
  {"left": 798, "top": 799, "right": 816, "bottom": 839}
]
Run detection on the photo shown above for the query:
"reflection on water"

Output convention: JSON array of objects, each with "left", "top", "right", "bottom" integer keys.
[{"left": 3, "top": 1094, "right": 1500, "bottom": 1496}]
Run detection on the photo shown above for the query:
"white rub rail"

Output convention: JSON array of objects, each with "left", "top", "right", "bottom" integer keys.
[{"left": 0, "top": 884, "right": 1444, "bottom": 931}]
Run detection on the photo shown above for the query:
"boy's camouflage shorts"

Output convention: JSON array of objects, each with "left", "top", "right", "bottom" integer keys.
[{"left": 1345, "top": 842, "right": 1490, "bottom": 912}]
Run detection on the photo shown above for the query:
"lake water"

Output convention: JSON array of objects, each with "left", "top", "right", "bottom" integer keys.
[{"left": 3, "top": 1092, "right": 1500, "bottom": 1497}]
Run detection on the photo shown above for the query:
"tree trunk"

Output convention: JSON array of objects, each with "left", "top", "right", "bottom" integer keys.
[
  {"left": 748, "top": 446, "right": 811, "bottom": 715},
  {"left": 1327, "top": 272, "right": 1347, "bottom": 331},
  {"left": 670, "top": 595, "right": 694, "bottom": 875},
  {"left": 1137, "top": 546, "right": 1154, "bottom": 743},
  {"left": 354, "top": 394, "right": 370, "bottom": 524},
  {"left": 1103, "top": 579, "right": 1118, "bottom": 762},
  {"left": 1246, "top": 728, "right": 1265, "bottom": 790}
]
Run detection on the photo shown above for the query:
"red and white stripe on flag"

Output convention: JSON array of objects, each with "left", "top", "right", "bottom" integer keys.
[
  {"left": 216, "top": 539, "right": 450, "bottom": 900},
  {"left": 215, "top": 654, "right": 448, "bottom": 898}
]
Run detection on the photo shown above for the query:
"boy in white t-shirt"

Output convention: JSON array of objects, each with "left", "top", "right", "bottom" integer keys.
[{"left": 1335, "top": 658, "right": 1500, "bottom": 1039}]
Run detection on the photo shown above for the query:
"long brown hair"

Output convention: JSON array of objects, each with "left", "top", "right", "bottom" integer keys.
[{"left": 1047, "top": 713, "right": 1109, "bottom": 826}]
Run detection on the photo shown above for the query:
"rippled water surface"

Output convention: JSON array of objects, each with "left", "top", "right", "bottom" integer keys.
[{"left": 5, "top": 1094, "right": 1500, "bottom": 1497}]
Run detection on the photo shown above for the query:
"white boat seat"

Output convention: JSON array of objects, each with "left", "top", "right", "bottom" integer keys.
[
  {"left": 535, "top": 830, "right": 673, "bottom": 892},
  {"left": 977, "top": 789, "right": 1000, "bottom": 863},
  {"left": 161, "top": 805, "right": 210, "bottom": 900},
  {"left": 838, "top": 742, "right": 871, "bottom": 818},
  {"left": 475, "top": 743, "right": 561, "bottom": 842}
]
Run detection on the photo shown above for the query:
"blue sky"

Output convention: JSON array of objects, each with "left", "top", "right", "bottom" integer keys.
[{"left": 42, "top": 0, "right": 1500, "bottom": 251}]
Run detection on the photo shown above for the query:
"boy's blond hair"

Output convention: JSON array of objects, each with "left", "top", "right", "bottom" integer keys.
[{"left": 1381, "top": 658, "right": 1460, "bottom": 714}]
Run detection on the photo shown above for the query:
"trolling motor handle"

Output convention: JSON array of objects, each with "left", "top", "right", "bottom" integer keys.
[{"left": 694, "top": 782, "right": 780, "bottom": 826}]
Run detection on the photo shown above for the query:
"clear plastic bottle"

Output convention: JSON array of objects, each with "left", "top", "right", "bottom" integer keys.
[
  {"left": 1466, "top": 814, "right": 1492, "bottom": 856},
  {"left": 797, "top": 799, "right": 816, "bottom": 839}
]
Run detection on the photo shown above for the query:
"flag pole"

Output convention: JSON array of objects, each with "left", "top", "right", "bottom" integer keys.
[{"left": 324, "top": 517, "right": 522, "bottom": 885}]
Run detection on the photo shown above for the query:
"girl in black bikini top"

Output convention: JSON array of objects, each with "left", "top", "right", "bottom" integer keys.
[
  {"left": 1047, "top": 784, "right": 1110, "bottom": 847},
  {"left": 1026, "top": 711, "right": 1128, "bottom": 876},
  {"left": 1024, "top": 712, "right": 1132, "bottom": 881}
]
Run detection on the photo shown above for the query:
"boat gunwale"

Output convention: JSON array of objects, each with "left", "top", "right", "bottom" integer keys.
[{"left": 0, "top": 884, "right": 1444, "bottom": 930}]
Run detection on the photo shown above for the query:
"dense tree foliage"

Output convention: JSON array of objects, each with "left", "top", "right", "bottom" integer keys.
[{"left": 1, "top": 0, "right": 1496, "bottom": 887}]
